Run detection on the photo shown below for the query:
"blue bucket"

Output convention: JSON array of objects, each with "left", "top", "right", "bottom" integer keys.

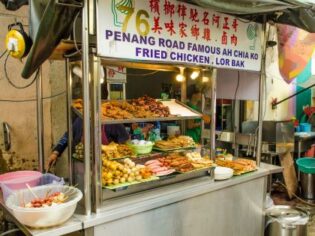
[{"left": 300, "top": 123, "right": 312, "bottom": 132}]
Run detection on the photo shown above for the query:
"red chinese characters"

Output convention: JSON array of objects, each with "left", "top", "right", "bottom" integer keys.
[
  {"left": 189, "top": 8, "right": 199, "bottom": 22},
  {"left": 231, "top": 34, "right": 238, "bottom": 46},
  {"left": 164, "top": 0, "right": 175, "bottom": 17},
  {"left": 232, "top": 19, "right": 238, "bottom": 32},
  {"left": 149, "top": 0, "right": 160, "bottom": 15},
  {"left": 221, "top": 31, "right": 227, "bottom": 45},
  {"left": 212, "top": 14, "right": 220, "bottom": 28},
  {"left": 202, "top": 28, "right": 211, "bottom": 41},
  {"left": 179, "top": 22, "right": 187, "bottom": 38},
  {"left": 117, "top": 66, "right": 124, "bottom": 73},
  {"left": 202, "top": 12, "right": 209, "bottom": 25},
  {"left": 165, "top": 20, "right": 176, "bottom": 35},
  {"left": 108, "top": 69, "right": 115, "bottom": 78},
  {"left": 177, "top": 4, "right": 187, "bottom": 20},
  {"left": 152, "top": 17, "right": 162, "bottom": 34},
  {"left": 223, "top": 17, "right": 230, "bottom": 30},
  {"left": 191, "top": 25, "right": 200, "bottom": 40}
]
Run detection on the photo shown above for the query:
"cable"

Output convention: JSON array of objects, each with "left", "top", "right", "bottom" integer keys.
[
  {"left": 0, "top": 50, "right": 7, "bottom": 59},
  {"left": 73, "top": 11, "right": 81, "bottom": 55},
  {"left": 276, "top": 181, "right": 315, "bottom": 207},
  {"left": 232, "top": 71, "right": 240, "bottom": 131},
  {"left": 0, "top": 91, "right": 66, "bottom": 103},
  {"left": 4, "top": 53, "right": 39, "bottom": 89},
  {"left": 0, "top": 228, "right": 20, "bottom": 236}
]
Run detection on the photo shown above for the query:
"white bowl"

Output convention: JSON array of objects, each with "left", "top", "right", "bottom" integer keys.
[
  {"left": 214, "top": 167, "right": 233, "bottom": 180},
  {"left": 5, "top": 185, "right": 82, "bottom": 228}
]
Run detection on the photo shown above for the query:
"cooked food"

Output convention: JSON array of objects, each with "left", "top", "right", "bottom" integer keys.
[
  {"left": 72, "top": 96, "right": 171, "bottom": 120},
  {"left": 186, "top": 152, "right": 214, "bottom": 169},
  {"left": 154, "top": 136, "right": 195, "bottom": 150},
  {"left": 215, "top": 158, "right": 256, "bottom": 175},
  {"left": 24, "top": 192, "right": 67, "bottom": 208},
  {"left": 101, "top": 142, "right": 134, "bottom": 160},
  {"left": 158, "top": 153, "right": 194, "bottom": 173},
  {"left": 102, "top": 158, "right": 152, "bottom": 186},
  {"left": 144, "top": 159, "right": 175, "bottom": 176}
]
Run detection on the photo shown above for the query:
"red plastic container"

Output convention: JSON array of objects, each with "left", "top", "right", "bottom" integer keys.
[{"left": 0, "top": 171, "right": 42, "bottom": 190}]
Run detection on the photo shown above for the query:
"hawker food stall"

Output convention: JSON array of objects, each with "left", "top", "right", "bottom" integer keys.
[{"left": 7, "top": 0, "right": 315, "bottom": 235}]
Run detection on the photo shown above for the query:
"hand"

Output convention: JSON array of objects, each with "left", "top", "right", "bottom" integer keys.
[{"left": 46, "top": 151, "right": 59, "bottom": 172}]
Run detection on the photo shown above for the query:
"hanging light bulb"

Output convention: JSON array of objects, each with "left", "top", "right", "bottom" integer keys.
[
  {"left": 190, "top": 70, "right": 200, "bottom": 80},
  {"left": 176, "top": 67, "right": 185, "bottom": 82},
  {"left": 202, "top": 76, "right": 209, "bottom": 83}
]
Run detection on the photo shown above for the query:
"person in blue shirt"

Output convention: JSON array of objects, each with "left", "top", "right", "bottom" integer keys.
[{"left": 47, "top": 87, "right": 129, "bottom": 170}]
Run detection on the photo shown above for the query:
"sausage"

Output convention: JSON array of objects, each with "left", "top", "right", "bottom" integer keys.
[
  {"left": 151, "top": 166, "right": 168, "bottom": 173},
  {"left": 155, "top": 169, "right": 175, "bottom": 176}
]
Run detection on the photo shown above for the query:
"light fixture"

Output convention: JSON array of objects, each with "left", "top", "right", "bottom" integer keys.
[
  {"left": 202, "top": 76, "right": 210, "bottom": 83},
  {"left": 176, "top": 67, "right": 185, "bottom": 82},
  {"left": 100, "top": 77, "right": 105, "bottom": 84},
  {"left": 190, "top": 70, "right": 200, "bottom": 80}
]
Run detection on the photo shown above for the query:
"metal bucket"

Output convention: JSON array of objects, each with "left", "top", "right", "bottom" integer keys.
[
  {"left": 265, "top": 205, "right": 309, "bottom": 236},
  {"left": 300, "top": 172, "right": 315, "bottom": 199}
]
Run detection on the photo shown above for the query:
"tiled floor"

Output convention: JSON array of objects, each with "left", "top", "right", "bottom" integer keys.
[{"left": 271, "top": 190, "right": 315, "bottom": 236}]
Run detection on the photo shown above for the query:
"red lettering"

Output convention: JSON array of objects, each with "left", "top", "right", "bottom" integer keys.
[
  {"left": 163, "top": 0, "right": 175, "bottom": 17},
  {"left": 177, "top": 4, "right": 187, "bottom": 20},
  {"left": 212, "top": 14, "right": 220, "bottom": 28},
  {"left": 202, "top": 12, "right": 209, "bottom": 25},
  {"left": 152, "top": 17, "right": 163, "bottom": 34},
  {"left": 108, "top": 69, "right": 115, "bottom": 78},
  {"left": 149, "top": 0, "right": 160, "bottom": 15},
  {"left": 202, "top": 28, "right": 211, "bottom": 41},
  {"left": 165, "top": 20, "right": 176, "bottom": 35},
  {"left": 231, "top": 34, "right": 238, "bottom": 46},
  {"left": 191, "top": 24, "right": 200, "bottom": 40},
  {"left": 221, "top": 31, "right": 227, "bottom": 45},
  {"left": 232, "top": 19, "right": 238, "bottom": 32},
  {"left": 223, "top": 17, "right": 230, "bottom": 30},
  {"left": 179, "top": 22, "right": 187, "bottom": 38},
  {"left": 189, "top": 8, "right": 199, "bottom": 22}
]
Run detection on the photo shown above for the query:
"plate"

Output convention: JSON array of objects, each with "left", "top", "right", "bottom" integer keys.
[{"left": 215, "top": 167, "right": 233, "bottom": 180}]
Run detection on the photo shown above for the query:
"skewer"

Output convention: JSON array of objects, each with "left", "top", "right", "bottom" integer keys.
[{"left": 26, "top": 184, "right": 39, "bottom": 199}]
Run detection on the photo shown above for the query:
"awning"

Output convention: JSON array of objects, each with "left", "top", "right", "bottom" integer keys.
[{"left": 21, "top": 0, "right": 315, "bottom": 78}]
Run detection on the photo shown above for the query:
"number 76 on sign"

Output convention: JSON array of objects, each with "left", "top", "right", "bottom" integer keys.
[{"left": 113, "top": 1, "right": 150, "bottom": 36}]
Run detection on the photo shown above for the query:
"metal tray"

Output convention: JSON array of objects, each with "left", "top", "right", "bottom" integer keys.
[{"left": 72, "top": 99, "right": 202, "bottom": 124}]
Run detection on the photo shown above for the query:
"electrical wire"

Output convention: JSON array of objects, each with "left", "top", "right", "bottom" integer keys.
[
  {"left": 0, "top": 228, "right": 20, "bottom": 236},
  {"left": 73, "top": 11, "right": 81, "bottom": 54},
  {"left": 4, "top": 53, "right": 39, "bottom": 89},
  {"left": 0, "top": 91, "right": 66, "bottom": 103},
  {"left": 276, "top": 181, "right": 315, "bottom": 207},
  {"left": 0, "top": 50, "right": 7, "bottom": 59}
]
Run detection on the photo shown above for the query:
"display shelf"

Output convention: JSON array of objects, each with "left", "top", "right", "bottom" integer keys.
[{"left": 72, "top": 99, "right": 202, "bottom": 124}]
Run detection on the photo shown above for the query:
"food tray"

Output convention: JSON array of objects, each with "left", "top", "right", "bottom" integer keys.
[
  {"left": 153, "top": 146, "right": 196, "bottom": 152},
  {"left": 72, "top": 99, "right": 202, "bottom": 124},
  {"left": 103, "top": 176, "right": 159, "bottom": 191},
  {"left": 177, "top": 166, "right": 215, "bottom": 174},
  {"left": 233, "top": 169, "right": 258, "bottom": 176}
]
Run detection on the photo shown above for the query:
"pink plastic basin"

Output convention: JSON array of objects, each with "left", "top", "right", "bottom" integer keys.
[{"left": 0, "top": 171, "right": 42, "bottom": 190}]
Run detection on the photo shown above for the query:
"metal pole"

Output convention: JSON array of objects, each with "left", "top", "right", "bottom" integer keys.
[
  {"left": 256, "top": 17, "right": 268, "bottom": 167},
  {"left": 210, "top": 68, "right": 217, "bottom": 160},
  {"left": 65, "top": 58, "right": 73, "bottom": 184},
  {"left": 91, "top": 55, "right": 102, "bottom": 213},
  {"left": 36, "top": 67, "right": 44, "bottom": 172},
  {"left": 82, "top": 0, "right": 91, "bottom": 216}
]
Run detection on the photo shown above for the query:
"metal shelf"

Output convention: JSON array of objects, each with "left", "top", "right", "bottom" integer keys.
[{"left": 72, "top": 99, "right": 202, "bottom": 124}]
